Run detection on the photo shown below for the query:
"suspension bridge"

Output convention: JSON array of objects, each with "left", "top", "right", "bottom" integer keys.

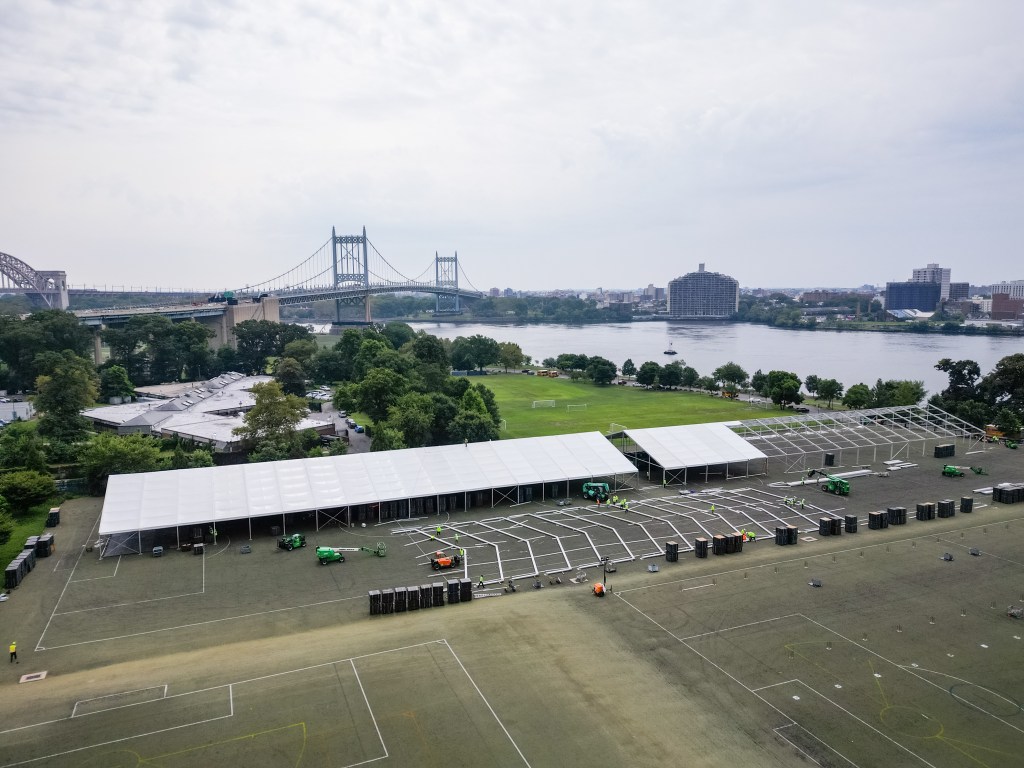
[
  {"left": 231, "top": 227, "right": 483, "bottom": 322},
  {"left": 1, "top": 228, "right": 484, "bottom": 322}
]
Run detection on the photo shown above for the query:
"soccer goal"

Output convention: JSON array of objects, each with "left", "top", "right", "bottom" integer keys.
[
  {"left": 532, "top": 400, "right": 556, "bottom": 409},
  {"left": 566, "top": 404, "right": 588, "bottom": 412}
]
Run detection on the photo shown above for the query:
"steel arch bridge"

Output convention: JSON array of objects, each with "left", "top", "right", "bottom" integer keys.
[
  {"left": 0, "top": 251, "right": 69, "bottom": 309},
  {"left": 233, "top": 227, "right": 482, "bottom": 322}
]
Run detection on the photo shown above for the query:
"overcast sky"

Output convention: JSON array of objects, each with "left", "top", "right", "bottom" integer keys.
[{"left": 2, "top": 1, "right": 1022, "bottom": 293}]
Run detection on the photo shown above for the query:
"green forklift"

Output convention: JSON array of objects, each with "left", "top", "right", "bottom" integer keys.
[{"left": 807, "top": 469, "right": 851, "bottom": 496}]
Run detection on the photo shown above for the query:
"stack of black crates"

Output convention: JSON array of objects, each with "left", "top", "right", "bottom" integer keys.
[
  {"left": 993, "top": 483, "right": 1024, "bottom": 504},
  {"left": 774, "top": 525, "right": 799, "bottom": 546},
  {"left": 694, "top": 538, "right": 709, "bottom": 558},
  {"left": 934, "top": 444, "right": 955, "bottom": 459},
  {"left": 886, "top": 506, "right": 907, "bottom": 526},
  {"left": 46, "top": 507, "right": 60, "bottom": 527},
  {"left": 868, "top": 510, "right": 889, "bottom": 529},
  {"left": 937, "top": 499, "right": 956, "bottom": 518},
  {"left": 845, "top": 514, "right": 858, "bottom": 533},
  {"left": 915, "top": 502, "right": 936, "bottom": 521},
  {"left": 960, "top": 496, "right": 973, "bottom": 513},
  {"left": 818, "top": 518, "right": 843, "bottom": 536},
  {"left": 371, "top": 581, "right": 465, "bottom": 615},
  {"left": 665, "top": 541, "right": 679, "bottom": 562}
]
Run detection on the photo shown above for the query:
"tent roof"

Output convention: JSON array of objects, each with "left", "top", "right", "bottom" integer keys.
[
  {"left": 621, "top": 423, "right": 767, "bottom": 470},
  {"left": 99, "top": 432, "right": 638, "bottom": 535}
]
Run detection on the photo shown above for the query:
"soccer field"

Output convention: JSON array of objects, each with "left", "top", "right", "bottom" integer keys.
[{"left": 480, "top": 373, "right": 753, "bottom": 437}]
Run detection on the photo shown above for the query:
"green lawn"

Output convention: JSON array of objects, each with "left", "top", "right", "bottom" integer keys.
[
  {"left": 1, "top": 505, "right": 53, "bottom": 571},
  {"left": 480, "top": 374, "right": 757, "bottom": 438}
]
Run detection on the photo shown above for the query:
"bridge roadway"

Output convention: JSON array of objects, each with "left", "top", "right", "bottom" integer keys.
[{"left": 73, "top": 283, "right": 483, "bottom": 362}]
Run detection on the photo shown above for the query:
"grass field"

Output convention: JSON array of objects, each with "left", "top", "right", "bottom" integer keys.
[{"left": 479, "top": 373, "right": 757, "bottom": 438}]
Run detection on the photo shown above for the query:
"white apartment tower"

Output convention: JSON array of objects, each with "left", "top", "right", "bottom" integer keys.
[
  {"left": 667, "top": 264, "right": 740, "bottom": 320},
  {"left": 912, "top": 263, "right": 951, "bottom": 300}
]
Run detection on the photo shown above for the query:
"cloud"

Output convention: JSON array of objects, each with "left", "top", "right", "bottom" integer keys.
[{"left": 0, "top": 0, "right": 1022, "bottom": 291}]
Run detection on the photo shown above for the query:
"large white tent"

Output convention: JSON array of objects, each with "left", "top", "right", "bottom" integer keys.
[
  {"left": 99, "top": 432, "right": 638, "bottom": 540},
  {"left": 611, "top": 422, "right": 768, "bottom": 484}
]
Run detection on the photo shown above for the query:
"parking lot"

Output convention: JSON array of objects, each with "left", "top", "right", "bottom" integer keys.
[{"left": 1, "top": 433, "right": 1021, "bottom": 766}]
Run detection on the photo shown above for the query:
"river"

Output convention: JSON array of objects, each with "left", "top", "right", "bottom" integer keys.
[{"left": 403, "top": 322, "right": 1023, "bottom": 397}]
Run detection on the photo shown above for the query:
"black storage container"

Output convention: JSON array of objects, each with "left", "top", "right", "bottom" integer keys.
[
  {"left": 46, "top": 507, "right": 60, "bottom": 527},
  {"left": 666, "top": 541, "right": 679, "bottom": 562},
  {"left": 934, "top": 444, "right": 955, "bottom": 459},
  {"left": 830, "top": 517, "right": 843, "bottom": 536},
  {"left": 712, "top": 534, "right": 727, "bottom": 555},
  {"left": 5, "top": 563, "right": 20, "bottom": 589},
  {"left": 734, "top": 533, "right": 743, "bottom": 553},
  {"left": 960, "top": 496, "right": 973, "bottom": 513},
  {"left": 459, "top": 578, "right": 473, "bottom": 602},
  {"left": 786, "top": 525, "right": 799, "bottom": 545},
  {"left": 694, "top": 537, "right": 709, "bottom": 558},
  {"left": 394, "top": 586, "right": 407, "bottom": 613},
  {"left": 381, "top": 588, "right": 395, "bottom": 614},
  {"left": 938, "top": 499, "right": 956, "bottom": 518},
  {"left": 432, "top": 582, "right": 445, "bottom": 607},
  {"left": 447, "top": 579, "right": 461, "bottom": 605},
  {"left": 368, "top": 589, "right": 382, "bottom": 615},
  {"left": 819, "top": 518, "right": 832, "bottom": 536},
  {"left": 824, "top": 452, "right": 835, "bottom": 467},
  {"left": 407, "top": 585, "right": 420, "bottom": 611},
  {"left": 421, "top": 584, "right": 434, "bottom": 609},
  {"left": 844, "top": 514, "right": 858, "bottom": 533},
  {"left": 775, "top": 526, "right": 787, "bottom": 546}
]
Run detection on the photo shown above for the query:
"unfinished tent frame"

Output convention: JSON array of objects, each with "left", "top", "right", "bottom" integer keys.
[
  {"left": 97, "top": 432, "right": 639, "bottom": 556},
  {"left": 608, "top": 422, "right": 769, "bottom": 485},
  {"left": 731, "top": 404, "right": 985, "bottom": 474}
]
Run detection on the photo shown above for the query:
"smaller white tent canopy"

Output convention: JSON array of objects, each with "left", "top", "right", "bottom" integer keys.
[
  {"left": 614, "top": 422, "right": 768, "bottom": 483},
  {"left": 99, "top": 432, "right": 638, "bottom": 537}
]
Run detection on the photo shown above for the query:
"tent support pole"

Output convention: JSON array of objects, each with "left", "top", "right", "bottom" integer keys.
[
  {"left": 248, "top": 516, "right": 252, "bottom": 540},
  {"left": 176, "top": 527, "right": 180, "bottom": 549}
]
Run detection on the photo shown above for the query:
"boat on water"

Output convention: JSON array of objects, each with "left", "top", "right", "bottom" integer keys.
[{"left": 663, "top": 343, "right": 677, "bottom": 356}]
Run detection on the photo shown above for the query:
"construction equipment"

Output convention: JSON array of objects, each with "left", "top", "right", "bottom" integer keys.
[
  {"left": 316, "top": 542, "right": 387, "bottom": 565},
  {"left": 941, "top": 465, "right": 965, "bottom": 478},
  {"left": 593, "top": 582, "right": 606, "bottom": 597},
  {"left": 582, "top": 482, "right": 610, "bottom": 502},
  {"left": 1008, "top": 441, "right": 1019, "bottom": 450},
  {"left": 807, "top": 469, "right": 850, "bottom": 496},
  {"left": 430, "top": 550, "right": 462, "bottom": 570},
  {"left": 970, "top": 466, "right": 988, "bottom": 475},
  {"left": 277, "top": 533, "right": 307, "bottom": 551}
]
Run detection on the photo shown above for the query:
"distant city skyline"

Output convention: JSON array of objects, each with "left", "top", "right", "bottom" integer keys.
[{"left": 2, "top": 2, "right": 1021, "bottom": 291}]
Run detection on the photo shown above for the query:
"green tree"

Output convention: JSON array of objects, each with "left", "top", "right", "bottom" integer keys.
[
  {"left": 586, "top": 356, "right": 618, "bottom": 385},
  {"left": 0, "top": 310, "right": 92, "bottom": 392},
  {"left": 370, "top": 426, "right": 407, "bottom": 452},
  {"left": 0, "top": 470, "right": 56, "bottom": 515},
  {"left": 233, "top": 380, "right": 308, "bottom": 451},
  {"left": 751, "top": 369, "right": 768, "bottom": 394},
  {"left": 380, "top": 322, "right": 416, "bottom": 351},
  {"left": 659, "top": 362, "right": 683, "bottom": 389},
  {"left": 680, "top": 366, "right": 699, "bottom": 389},
  {"left": 0, "top": 501, "right": 13, "bottom": 546},
  {"left": 636, "top": 361, "right": 660, "bottom": 388},
  {"left": 994, "top": 407, "right": 1022, "bottom": 437},
  {"left": 935, "top": 358, "right": 982, "bottom": 403},
  {"left": 428, "top": 393, "right": 460, "bottom": 444},
  {"left": 621, "top": 359, "right": 636, "bottom": 379},
  {"left": 982, "top": 353, "right": 1024, "bottom": 411},
  {"left": 99, "top": 365, "right": 135, "bottom": 401},
  {"left": 713, "top": 362, "right": 749, "bottom": 389},
  {"left": 80, "top": 433, "right": 163, "bottom": 494},
  {"left": 762, "top": 370, "right": 803, "bottom": 408},
  {"left": 274, "top": 357, "right": 307, "bottom": 397},
  {"left": 816, "top": 378, "right": 844, "bottom": 408},
  {"left": 356, "top": 368, "right": 409, "bottom": 423},
  {"left": 451, "top": 335, "right": 500, "bottom": 371},
  {"left": 842, "top": 383, "right": 873, "bottom": 409},
  {"left": 0, "top": 422, "right": 48, "bottom": 472},
  {"left": 282, "top": 339, "right": 319, "bottom": 369},
  {"left": 450, "top": 410, "right": 500, "bottom": 442},
  {"left": 498, "top": 342, "right": 525, "bottom": 372},
  {"left": 410, "top": 333, "right": 450, "bottom": 368},
  {"left": 697, "top": 376, "right": 718, "bottom": 394},
  {"left": 804, "top": 374, "right": 820, "bottom": 398},
  {"left": 34, "top": 352, "right": 98, "bottom": 442},
  {"left": 387, "top": 393, "right": 435, "bottom": 448}
]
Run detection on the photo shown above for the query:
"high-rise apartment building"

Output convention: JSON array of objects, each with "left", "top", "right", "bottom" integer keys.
[
  {"left": 885, "top": 281, "right": 941, "bottom": 312},
  {"left": 912, "top": 263, "right": 951, "bottom": 300},
  {"left": 667, "top": 264, "right": 739, "bottom": 320},
  {"left": 990, "top": 280, "right": 1024, "bottom": 299}
]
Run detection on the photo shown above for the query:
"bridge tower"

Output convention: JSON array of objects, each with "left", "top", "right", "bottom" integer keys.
[
  {"left": 0, "top": 252, "right": 70, "bottom": 310},
  {"left": 434, "top": 252, "right": 462, "bottom": 315},
  {"left": 331, "top": 226, "right": 371, "bottom": 323}
]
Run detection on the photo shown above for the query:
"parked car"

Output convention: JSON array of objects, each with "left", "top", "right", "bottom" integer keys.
[
  {"left": 794, "top": 406, "right": 811, "bottom": 413},
  {"left": 345, "top": 418, "right": 356, "bottom": 427},
  {"left": 354, "top": 425, "right": 365, "bottom": 433}
]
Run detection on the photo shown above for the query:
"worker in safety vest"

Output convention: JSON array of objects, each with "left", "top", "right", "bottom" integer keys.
[
  {"left": 9, "top": 641, "right": 16, "bottom": 663},
  {"left": 748, "top": 530, "right": 757, "bottom": 543}
]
